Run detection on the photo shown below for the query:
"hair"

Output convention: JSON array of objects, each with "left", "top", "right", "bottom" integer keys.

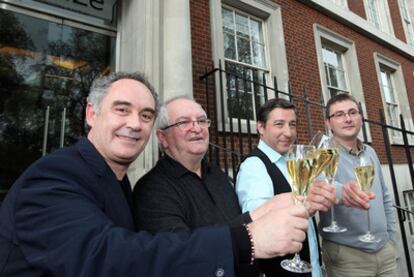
[
  {"left": 156, "top": 95, "right": 205, "bottom": 130},
  {"left": 257, "top": 98, "right": 296, "bottom": 123},
  {"left": 87, "top": 71, "right": 159, "bottom": 116},
  {"left": 325, "top": 93, "right": 359, "bottom": 119}
]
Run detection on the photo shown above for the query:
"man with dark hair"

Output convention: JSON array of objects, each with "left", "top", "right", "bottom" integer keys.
[
  {"left": 319, "top": 93, "right": 397, "bottom": 277},
  {"left": 0, "top": 72, "right": 309, "bottom": 277},
  {"left": 236, "top": 98, "right": 336, "bottom": 277}
]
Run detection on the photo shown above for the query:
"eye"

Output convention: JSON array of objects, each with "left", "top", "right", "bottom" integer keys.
[
  {"left": 177, "top": 120, "right": 191, "bottom": 127},
  {"left": 114, "top": 106, "right": 129, "bottom": 115},
  {"left": 140, "top": 111, "right": 155, "bottom": 122},
  {"left": 289, "top": 122, "right": 297, "bottom": 128},
  {"left": 274, "top": 122, "right": 284, "bottom": 127},
  {"left": 334, "top": 112, "right": 345, "bottom": 118}
]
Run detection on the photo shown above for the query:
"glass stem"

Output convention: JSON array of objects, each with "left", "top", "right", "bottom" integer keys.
[
  {"left": 292, "top": 253, "right": 302, "bottom": 266},
  {"left": 330, "top": 205, "right": 336, "bottom": 223},
  {"left": 367, "top": 209, "right": 371, "bottom": 233},
  {"left": 328, "top": 178, "right": 336, "bottom": 224}
]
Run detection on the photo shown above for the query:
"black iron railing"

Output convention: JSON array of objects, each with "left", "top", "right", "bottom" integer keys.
[{"left": 200, "top": 63, "right": 414, "bottom": 276}]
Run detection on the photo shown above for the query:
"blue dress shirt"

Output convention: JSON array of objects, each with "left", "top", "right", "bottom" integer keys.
[{"left": 236, "top": 140, "right": 322, "bottom": 277}]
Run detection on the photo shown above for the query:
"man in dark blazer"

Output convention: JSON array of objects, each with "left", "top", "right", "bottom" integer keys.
[{"left": 0, "top": 72, "right": 309, "bottom": 276}]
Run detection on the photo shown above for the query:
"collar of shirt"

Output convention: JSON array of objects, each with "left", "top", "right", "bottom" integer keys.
[
  {"left": 163, "top": 154, "right": 208, "bottom": 180},
  {"left": 257, "top": 139, "right": 290, "bottom": 185},
  {"left": 257, "top": 139, "right": 285, "bottom": 164},
  {"left": 336, "top": 138, "right": 365, "bottom": 156}
]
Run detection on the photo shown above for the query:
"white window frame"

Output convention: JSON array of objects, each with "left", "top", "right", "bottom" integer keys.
[
  {"left": 221, "top": 6, "right": 269, "bottom": 123},
  {"left": 364, "top": 0, "right": 394, "bottom": 35},
  {"left": 398, "top": 0, "right": 414, "bottom": 46},
  {"left": 210, "top": 0, "right": 289, "bottom": 133},
  {"left": 321, "top": 44, "right": 350, "bottom": 96},
  {"left": 329, "top": 0, "right": 349, "bottom": 9},
  {"left": 374, "top": 53, "right": 414, "bottom": 145},
  {"left": 314, "top": 24, "right": 371, "bottom": 141},
  {"left": 403, "top": 190, "right": 414, "bottom": 236}
]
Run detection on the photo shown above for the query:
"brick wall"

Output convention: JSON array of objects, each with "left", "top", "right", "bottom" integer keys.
[{"left": 190, "top": 0, "right": 414, "bottom": 165}]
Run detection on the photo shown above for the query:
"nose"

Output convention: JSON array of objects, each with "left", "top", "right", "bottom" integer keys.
[
  {"left": 343, "top": 113, "right": 353, "bottom": 121},
  {"left": 126, "top": 114, "right": 142, "bottom": 130},
  {"left": 189, "top": 121, "right": 202, "bottom": 132}
]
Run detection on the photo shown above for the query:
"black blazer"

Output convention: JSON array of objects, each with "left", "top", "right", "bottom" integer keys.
[{"left": 0, "top": 138, "right": 236, "bottom": 276}]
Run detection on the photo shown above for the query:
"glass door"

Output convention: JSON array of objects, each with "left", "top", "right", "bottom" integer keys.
[{"left": 0, "top": 8, "right": 116, "bottom": 200}]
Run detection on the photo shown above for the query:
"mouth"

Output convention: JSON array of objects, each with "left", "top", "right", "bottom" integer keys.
[
  {"left": 117, "top": 135, "right": 139, "bottom": 142},
  {"left": 189, "top": 136, "right": 204, "bottom": 142}
]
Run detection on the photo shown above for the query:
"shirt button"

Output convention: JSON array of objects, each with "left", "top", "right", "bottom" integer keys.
[{"left": 215, "top": 268, "right": 225, "bottom": 277}]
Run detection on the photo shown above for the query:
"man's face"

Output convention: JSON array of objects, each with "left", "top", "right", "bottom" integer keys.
[
  {"left": 257, "top": 108, "right": 297, "bottom": 154},
  {"left": 326, "top": 100, "right": 362, "bottom": 142},
  {"left": 86, "top": 79, "right": 156, "bottom": 169},
  {"left": 158, "top": 99, "right": 209, "bottom": 162}
]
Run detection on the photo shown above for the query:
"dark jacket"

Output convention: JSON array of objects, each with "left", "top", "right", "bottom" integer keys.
[
  {"left": 134, "top": 155, "right": 258, "bottom": 277},
  {"left": 0, "top": 138, "right": 235, "bottom": 277}
]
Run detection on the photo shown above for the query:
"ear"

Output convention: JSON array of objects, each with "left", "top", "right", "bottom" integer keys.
[
  {"left": 156, "top": 129, "right": 169, "bottom": 149},
  {"left": 85, "top": 103, "right": 97, "bottom": 128},
  {"left": 257, "top": 121, "right": 265, "bottom": 137}
]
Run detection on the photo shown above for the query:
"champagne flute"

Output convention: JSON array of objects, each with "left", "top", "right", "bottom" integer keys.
[
  {"left": 354, "top": 156, "right": 380, "bottom": 243},
  {"left": 280, "top": 144, "right": 317, "bottom": 274},
  {"left": 320, "top": 137, "right": 347, "bottom": 233}
]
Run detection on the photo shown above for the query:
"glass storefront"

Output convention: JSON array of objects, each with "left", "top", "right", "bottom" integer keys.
[{"left": 0, "top": 7, "right": 116, "bottom": 201}]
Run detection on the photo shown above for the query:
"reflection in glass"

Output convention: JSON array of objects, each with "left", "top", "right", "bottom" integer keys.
[{"left": 0, "top": 9, "right": 115, "bottom": 200}]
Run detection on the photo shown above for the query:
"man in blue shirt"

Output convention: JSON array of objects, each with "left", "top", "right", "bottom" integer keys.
[{"left": 236, "top": 98, "right": 336, "bottom": 277}]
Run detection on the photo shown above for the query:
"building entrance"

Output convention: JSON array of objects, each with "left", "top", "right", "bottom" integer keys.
[{"left": 0, "top": 7, "right": 115, "bottom": 200}]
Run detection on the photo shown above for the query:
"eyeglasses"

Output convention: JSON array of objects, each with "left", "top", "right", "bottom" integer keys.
[
  {"left": 328, "top": 109, "right": 360, "bottom": 120},
  {"left": 161, "top": 118, "right": 211, "bottom": 131}
]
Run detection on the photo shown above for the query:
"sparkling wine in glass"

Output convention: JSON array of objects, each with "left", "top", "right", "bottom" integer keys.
[
  {"left": 354, "top": 156, "right": 380, "bottom": 243},
  {"left": 280, "top": 144, "right": 317, "bottom": 274},
  {"left": 320, "top": 139, "right": 347, "bottom": 233}
]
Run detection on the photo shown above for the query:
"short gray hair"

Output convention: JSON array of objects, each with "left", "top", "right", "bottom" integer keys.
[
  {"left": 87, "top": 71, "right": 159, "bottom": 116},
  {"left": 156, "top": 95, "right": 202, "bottom": 130}
]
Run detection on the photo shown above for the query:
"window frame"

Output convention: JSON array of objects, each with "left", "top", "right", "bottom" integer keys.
[
  {"left": 210, "top": 0, "right": 289, "bottom": 133},
  {"left": 314, "top": 24, "right": 371, "bottom": 141},
  {"left": 403, "top": 190, "right": 414, "bottom": 236},
  {"left": 329, "top": 0, "right": 349, "bottom": 9},
  {"left": 364, "top": 0, "right": 394, "bottom": 35},
  {"left": 398, "top": 0, "right": 414, "bottom": 46},
  {"left": 221, "top": 6, "right": 269, "bottom": 122},
  {"left": 374, "top": 52, "right": 414, "bottom": 145}
]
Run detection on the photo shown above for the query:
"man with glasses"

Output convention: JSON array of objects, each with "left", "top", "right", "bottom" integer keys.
[
  {"left": 134, "top": 96, "right": 300, "bottom": 276},
  {"left": 319, "top": 93, "right": 397, "bottom": 277}
]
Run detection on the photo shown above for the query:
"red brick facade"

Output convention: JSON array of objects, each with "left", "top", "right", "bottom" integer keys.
[{"left": 190, "top": 0, "right": 414, "bottom": 165}]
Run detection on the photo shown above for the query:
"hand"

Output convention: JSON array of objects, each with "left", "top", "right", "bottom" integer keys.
[
  {"left": 307, "top": 180, "right": 336, "bottom": 215},
  {"left": 342, "top": 180, "right": 375, "bottom": 210},
  {"left": 248, "top": 204, "right": 309, "bottom": 259},
  {"left": 249, "top": 193, "right": 294, "bottom": 221}
]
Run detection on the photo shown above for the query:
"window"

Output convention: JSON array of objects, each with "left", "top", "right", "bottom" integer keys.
[
  {"left": 403, "top": 190, "right": 414, "bottom": 236},
  {"left": 222, "top": 7, "right": 267, "bottom": 120},
  {"left": 0, "top": 7, "right": 115, "bottom": 201},
  {"left": 374, "top": 53, "right": 413, "bottom": 144},
  {"left": 380, "top": 69, "right": 401, "bottom": 138},
  {"left": 365, "top": 0, "right": 393, "bottom": 34},
  {"left": 322, "top": 45, "right": 349, "bottom": 96},
  {"left": 210, "top": 0, "right": 289, "bottom": 131},
  {"left": 399, "top": 0, "right": 414, "bottom": 46},
  {"left": 314, "top": 25, "right": 370, "bottom": 139}
]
